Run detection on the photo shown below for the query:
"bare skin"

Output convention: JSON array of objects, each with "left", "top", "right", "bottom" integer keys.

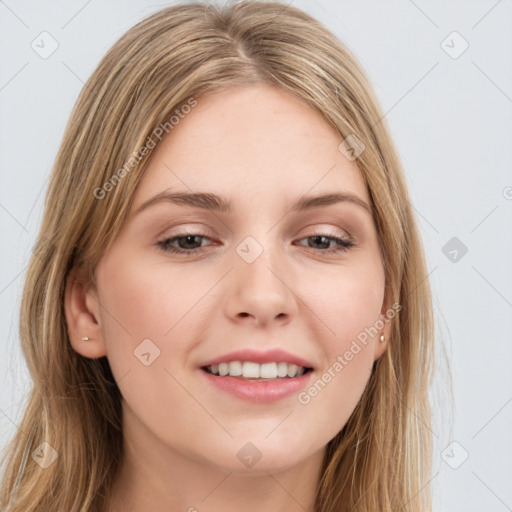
[{"left": 65, "top": 84, "right": 390, "bottom": 512}]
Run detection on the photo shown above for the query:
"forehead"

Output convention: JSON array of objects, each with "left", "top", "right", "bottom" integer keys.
[{"left": 132, "top": 84, "right": 369, "bottom": 211}]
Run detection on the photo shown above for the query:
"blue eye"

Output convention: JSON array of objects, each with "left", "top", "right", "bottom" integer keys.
[{"left": 156, "top": 232, "right": 355, "bottom": 256}]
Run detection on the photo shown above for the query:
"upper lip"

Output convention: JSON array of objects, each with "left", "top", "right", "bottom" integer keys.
[{"left": 200, "top": 348, "right": 314, "bottom": 369}]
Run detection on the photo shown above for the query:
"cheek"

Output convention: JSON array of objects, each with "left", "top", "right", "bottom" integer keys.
[
  {"left": 299, "top": 350, "right": 374, "bottom": 442},
  {"left": 295, "top": 257, "right": 383, "bottom": 430},
  {"left": 96, "top": 252, "right": 207, "bottom": 342},
  {"left": 94, "top": 250, "right": 222, "bottom": 406},
  {"left": 303, "top": 255, "right": 385, "bottom": 344}
]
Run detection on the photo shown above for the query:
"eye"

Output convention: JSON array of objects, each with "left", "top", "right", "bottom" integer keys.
[
  {"left": 156, "top": 231, "right": 355, "bottom": 256},
  {"left": 157, "top": 233, "right": 212, "bottom": 255},
  {"left": 294, "top": 233, "right": 354, "bottom": 254}
]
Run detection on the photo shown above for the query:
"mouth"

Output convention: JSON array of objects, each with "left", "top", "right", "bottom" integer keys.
[{"left": 201, "top": 361, "right": 314, "bottom": 381}]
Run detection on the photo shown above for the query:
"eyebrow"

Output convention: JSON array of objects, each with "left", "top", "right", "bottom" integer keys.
[{"left": 133, "top": 189, "right": 372, "bottom": 216}]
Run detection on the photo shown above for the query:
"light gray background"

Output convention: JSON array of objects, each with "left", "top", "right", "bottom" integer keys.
[{"left": 1, "top": 1, "right": 511, "bottom": 511}]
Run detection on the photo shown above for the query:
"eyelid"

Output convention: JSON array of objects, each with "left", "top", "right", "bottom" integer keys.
[
  {"left": 156, "top": 223, "right": 352, "bottom": 243},
  {"left": 156, "top": 229, "right": 356, "bottom": 257},
  {"left": 154, "top": 222, "right": 216, "bottom": 239}
]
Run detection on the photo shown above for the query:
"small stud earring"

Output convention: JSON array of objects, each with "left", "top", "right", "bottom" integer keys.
[
  {"left": 379, "top": 334, "right": 385, "bottom": 343},
  {"left": 81, "top": 337, "right": 90, "bottom": 341}
]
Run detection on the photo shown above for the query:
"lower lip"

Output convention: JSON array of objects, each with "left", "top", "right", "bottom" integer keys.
[{"left": 200, "top": 368, "right": 313, "bottom": 403}]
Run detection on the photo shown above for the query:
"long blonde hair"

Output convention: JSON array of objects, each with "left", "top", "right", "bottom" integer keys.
[{"left": 0, "top": 1, "right": 435, "bottom": 510}]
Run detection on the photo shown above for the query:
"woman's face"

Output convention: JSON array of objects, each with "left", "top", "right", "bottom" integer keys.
[{"left": 74, "top": 84, "right": 390, "bottom": 474}]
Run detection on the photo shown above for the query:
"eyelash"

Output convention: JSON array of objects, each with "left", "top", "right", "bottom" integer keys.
[{"left": 156, "top": 232, "right": 355, "bottom": 256}]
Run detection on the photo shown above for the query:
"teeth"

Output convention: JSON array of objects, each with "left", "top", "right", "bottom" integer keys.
[
  {"left": 277, "top": 362, "right": 288, "bottom": 377},
  {"left": 259, "top": 362, "right": 277, "bottom": 379},
  {"left": 287, "top": 364, "right": 297, "bottom": 377},
  {"left": 228, "top": 361, "right": 242, "bottom": 376},
  {"left": 243, "top": 361, "right": 260, "bottom": 378},
  {"left": 205, "top": 361, "right": 309, "bottom": 379}
]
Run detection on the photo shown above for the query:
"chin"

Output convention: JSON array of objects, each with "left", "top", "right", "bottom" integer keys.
[{"left": 201, "top": 443, "right": 311, "bottom": 476}]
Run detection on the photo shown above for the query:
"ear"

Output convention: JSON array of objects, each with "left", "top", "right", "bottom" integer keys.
[
  {"left": 373, "top": 286, "right": 394, "bottom": 361},
  {"left": 64, "top": 267, "right": 107, "bottom": 359}
]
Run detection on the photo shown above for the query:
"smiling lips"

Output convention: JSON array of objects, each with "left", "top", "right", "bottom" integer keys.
[
  {"left": 200, "top": 348, "right": 314, "bottom": 402},
  {"left": 200, "top": 347, "right": 314, "bottom": 380}
]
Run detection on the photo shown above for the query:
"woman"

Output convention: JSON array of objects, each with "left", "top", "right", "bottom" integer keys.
[{"left": 0, "top": 1, "right": 435, "bottom": 510}]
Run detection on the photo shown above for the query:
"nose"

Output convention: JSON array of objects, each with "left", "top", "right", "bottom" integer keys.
[{"left": 224, "top": 238, "right": 298, "bottom": 327}]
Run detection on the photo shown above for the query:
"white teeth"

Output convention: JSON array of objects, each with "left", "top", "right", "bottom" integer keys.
[
  {"left": 228, "top": 361, "right": 242, "bottom": 376},
  {"left": 276, "top": 362, "right": 288, "bottom": 377},
  {"left": 205, "top": 361, "right": 309, "bottom": 379},
  {"left": 287, "top": 364, "right": 298, "bottom": 377},
  {"left": 260, "top": 362, "right": 277, "bottom": 379},
  {"left": 242, "top": 361, "right": 260, "bottom": 378}
]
